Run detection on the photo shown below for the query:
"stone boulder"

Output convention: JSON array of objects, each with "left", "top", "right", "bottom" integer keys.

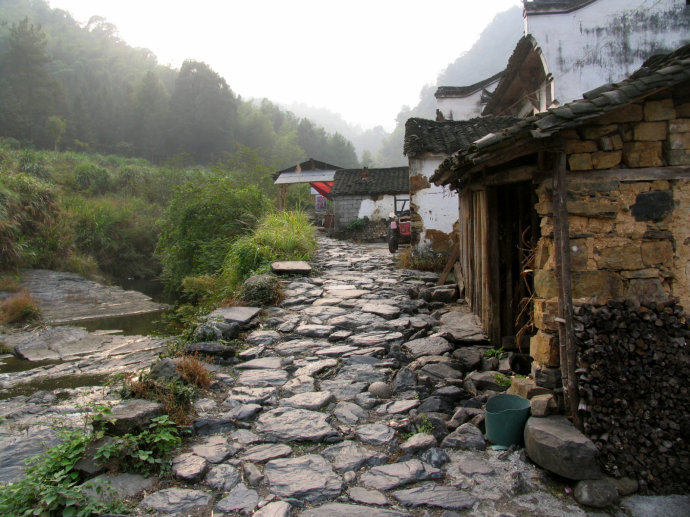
[
  {"left": 523, "top": 416, "right": 601, "bottom": 480},
  {"left": 97, "top": 399, "right": 164, "bottom": 436},
  {"left": 574, "top": 478, "right": 620, "bottom": 508}
]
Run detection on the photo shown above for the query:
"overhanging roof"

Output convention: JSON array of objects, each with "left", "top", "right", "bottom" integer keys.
[{"left": 274, "top": 169, "right": 335, "bottom": 185}]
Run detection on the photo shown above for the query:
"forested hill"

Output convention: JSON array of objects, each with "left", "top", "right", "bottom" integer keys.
[{"left": 0, "top": 0, "right": 359, "bottom": 168}]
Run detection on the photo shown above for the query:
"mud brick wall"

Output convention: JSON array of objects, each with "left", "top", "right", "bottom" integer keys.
[{"left": 529, "top": 92, "right": 690, "bottom": 377}]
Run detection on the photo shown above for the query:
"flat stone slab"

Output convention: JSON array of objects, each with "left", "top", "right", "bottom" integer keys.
[
  {"left": 346, "top": 330, "right": 404, "bottom": 348},
  {"left": 82, "top": 472, "right": 154, "bottom": 500},
  {"left": 293, "top": 358, "right": 338, "bottom": 377},
  {"left": 360, "top": 303, "right": 401, "bottom": 320},
  {"left": 324, "top": 289, "right": 370, "bottom": 299},
  {"left": 329, "top": 312, "right": 389, "bottom": 330},
  {"left": 437, "top": 309, "right": 487, "bottom": 343},
  {"left": 349, "top": 486, "right": 389, "bottom": 506},
  {"left": 245, "top": 330, "right": 282, "bottom": 346},
  {"left": 264, "top": 454, "right": 343, "bottom": 502},
  {"left": 208, "top": 306, "right": 261, "bottom": 325},
  {"left": 140, "top": 488, "right": 211, "bottom": 514},
  {"left": 215, "top": 483, "right": 258, "bottom": 514},
  {"left": 204, "top": 464, "right": 241, "bottom": 491},
  {"left": 387, "top": 399, "right": 420, "bottom": 414},
  {"left": 256, "top": 407, "right": 339, "bottom": 442},
  {"left": 236, "top": 369, "right": 288, "bottom": 387},
  {"left": 102, "top": 399, "right": 164, "bottom": 436},
  {"left": 225, "top": 386, "right": 278, "bottom": 405},
  {"left": 355, "top": 423, "right": 397, "bottom": 446},
  {"left": 240, "top": 443, "right": 292, "bottom": 463},
  {"left": 294, "top": 324, "right": 335, "bottom": 338},
  {"left": 272, "top": 261, "right": 312, "bottom": 275},
  {"left": 322, "top": 440, "right": 388, "bottom": 473},
  {"left": 302, "top": 503, "right": 410, "bottom": 517},
  {"left": 235, "top": 357, "right": 284, "bottom": 370},
  {"left": 333, "top": 401, "right": 369, "bottom": 425},
  {"left": 172, "top": 453, "right": 208, "bottom": 482},
  {"left": 254, "top": 501, "right": 292, "bottom": 517},
  {"left": 392, "top": 482, "right": 477, "bottom": 510},
  {"left": 620, "top": 494, "right": 690, "bottom": 517},
  {"left": 316, "top": 344, "right": 359, "bottom": 356},
  {"left": 275, "top": 339, "right": 323, "bottom": 356},
  {"left": 403, "top": 336, "right": 453, "bottom": 358},
  {"left": 320, "top": 380, "right": 368, "bottom": 401},
  {"left": 280, "top": 391, "right": 334, "bottom": 410},
  {"left": 360, "top": 459, "right": 442, "bottom": 490}
]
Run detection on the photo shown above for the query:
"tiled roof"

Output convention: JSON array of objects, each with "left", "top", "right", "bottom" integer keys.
[
  {"left": 435, "top": 71, "right": 503, "bottom": 99},
  {"left": 524, "top": 0, "right": 598, "bottom": 14},
  {"left": 330, "top": 167, "right": 409, "bottom": 197},
  {"left": 273, "top": 158, "right": 343, "bottom": 180},
  {"left": 482, "top": 35, "right": 538, "bottom": 116},
  {"left": 403, "top": 116, "right": 520, "bottom": 158},
  {"left": 432, "top": 43, "right": 690, "bottom": 186}
]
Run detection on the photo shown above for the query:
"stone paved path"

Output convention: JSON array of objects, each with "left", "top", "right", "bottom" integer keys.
[{"left": 143, "top": 237, "right": 596, "bottom": 516}]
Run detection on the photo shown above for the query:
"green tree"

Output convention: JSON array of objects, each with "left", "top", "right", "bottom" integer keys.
[{"left": 46, "top": 115, "right": 65, "bottom": 151}]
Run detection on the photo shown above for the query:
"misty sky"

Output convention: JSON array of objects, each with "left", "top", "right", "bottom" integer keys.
[{"left": 48, "top": 0, "right": 522, "bottom": 131}]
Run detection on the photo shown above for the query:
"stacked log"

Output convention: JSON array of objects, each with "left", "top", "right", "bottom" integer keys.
[{"left": 574, "top": 298, "right": 690, "bottom": 494}]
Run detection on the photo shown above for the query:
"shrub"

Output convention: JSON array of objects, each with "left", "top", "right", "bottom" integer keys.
[
  {"left": 72, "top": 163, "right": 112, "bottom": 195},
  {"left": 177, "top": 355, "right": 212, "bottom": 389},
  {"left": 346, "top": 216, "right": 369, "bottom": 231},
  {"left": 397, "top": 247, "right": 447, "bottom": 272},
  {"left": 239, "top": 273, "right": 283, "bottom": 306},
  {"left": 0, "top": 291, "right": 40, "bottom": 324},
  {"left": 156, "top": 176, "right": 270, "bottom": 292}
]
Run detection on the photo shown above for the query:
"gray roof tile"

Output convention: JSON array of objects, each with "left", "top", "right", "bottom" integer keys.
[{"left": 330, "top": 167, "right": 409, "bottom": 197}]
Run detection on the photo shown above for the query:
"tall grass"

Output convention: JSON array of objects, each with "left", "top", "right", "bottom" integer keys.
[{"left": 219, "top": 210, "right": 316, "bottom": 292}]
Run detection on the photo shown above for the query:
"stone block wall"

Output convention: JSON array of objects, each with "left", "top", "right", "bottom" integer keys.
[
  {"left": 333, "top": 195, "right": 364, "bottom": 230},
  {"left": 529, "top": 91, "right": 690, "bottom": 375}
]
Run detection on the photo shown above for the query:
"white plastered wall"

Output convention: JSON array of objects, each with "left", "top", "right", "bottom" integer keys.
[{"left": 526, "top": 0, "right": 689, "bottom": 106}]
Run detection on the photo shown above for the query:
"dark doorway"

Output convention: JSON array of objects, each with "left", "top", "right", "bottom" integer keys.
[{"left": 490, "top": 181, "right": 539, "bottom": 351}]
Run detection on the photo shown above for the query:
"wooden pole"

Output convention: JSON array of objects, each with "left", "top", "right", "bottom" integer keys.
[{"left": 551, "top": 142, "right": 582, "bottom": 430}]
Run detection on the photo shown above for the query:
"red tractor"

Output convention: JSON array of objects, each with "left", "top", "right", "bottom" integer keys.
[{"left": 388, "top": 197, "right": 412, "bottom": 253}]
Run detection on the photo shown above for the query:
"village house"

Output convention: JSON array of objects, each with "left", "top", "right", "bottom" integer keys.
[
  {"left": 434, "top": 71, "right": 503, "bottom": 121},
  {"left": 272, "top": 159, "right": 342, "bottom": 211},
  {"left": 403, "top": 116, "right": 520, "bottom": 256},
  {"left": 431, "top": 43, "right": 690, "bottom": 380},
  {"left": 484, "top": 0, "right": 690, "bottom": 117},
  {"left": 329, "top": 167, "right": 409, "bottom": 240}
]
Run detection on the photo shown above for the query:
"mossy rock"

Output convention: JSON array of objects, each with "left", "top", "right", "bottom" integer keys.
[{"left": 240, "top": 274, "right": 282, "bottom": 307}]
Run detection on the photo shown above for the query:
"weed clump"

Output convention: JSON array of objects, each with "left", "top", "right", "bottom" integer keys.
[
  {"left": 397, "top": 248, "right": 446, "bottom": 272},
  {"left": 239, "top": 273, "right": 283, "bottom": 307},
  {"left": 0, "top": 291, "right": 40, "bottom": 324}
]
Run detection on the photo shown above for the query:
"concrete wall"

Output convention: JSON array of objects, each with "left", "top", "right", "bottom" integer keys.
[
  {"left": 529, "top": 93, "right": 690, "bottom": 372},
  {"left": 409, "top": 155, "right": 459, "bottom": 254},
  {"left": 526, "top": 0, "right": 690, "bottom": 106}
]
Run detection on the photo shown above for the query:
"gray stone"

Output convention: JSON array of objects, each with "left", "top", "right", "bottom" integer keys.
[
  {"left": 295, "top": 323, "right": 335, "bottom": 338},
  {"left": 140, "top": 488, "right": 211, "bottom": 514},
  {"left": 574, "top": 478, "right": 620, "bottom": 508},
  {"left": 442, "top": 423, "right": 486, "bottom": 450},
  {"left": 387, "top": 399, "right": 420, "bottom": 414},
  {"left": 208, "top": 306, "right": 261, "bottom": 325},
  {"left": 244, "top": 462, "right": 264, "bottom": 486},
  {"left": 451, "top": 347, "right": 482, "bottom": 371},
  {"left": 349, "top": 486, "right": 389, "bottom": 506},
  {"left": 360, "top": 459, "right": 442, "bottom": 490},
  {"left": 437, "top": 310, "right": 486, "bottom": 343},
  {"left": 316, "top": 344, "right": 358, "bottom": 355},
  {"left": 254, "top": 501, "right": 292, "bottom": 517},
  {"left": 172, "top": 453, "right": 208, "bottom": 482},
  {"left": 245, "top": 330, "right": 281, "bottom": 346},
  {"left": 330, "top": 312, "right": 389, "bottom": 330},
  {"left": 256, "top": 407, "right": 339, "bottom": 442},
  {"left": 301, "top": 503, "right": 409, "bottom": 517},
  {"left": 523, "top": 416, "right": 601, "bottom": 480},
  {"left": 327, "top": 331, "right": 354, "bottom": 342},
  {"left": 392, "top": 482, "right": 476, "bottom": 510},
  {"left": 457, "top": 456, "right": 495, "bottom": 475},
  {"left": 356, "top": 423, "right": 396, "bottom": 446},
  {"left": 226, "top": 386, "right": 279, "bottom": 405},
  {"left": 230, "top": 429, "right": 262, "bottom": 445},
  {"left": 191, "top": 435, "right": 238, "bottom": 463},
  {"left": 368, "top": 381, "right": 392, "bottom": 398},
  {"left": 467, "top": 371, "right": 510, "bottom": 392},
  {"left": 417, "top": 396, "right": 453, "bottom": 414},
  {"left": 429, "top": 286, "right": 457, "bottom": 303},
  {"left": 240, "top": 443, "right": 292, "bottom": 463},
  {"left": 392, "top": 368, "right": 417, "bottom": 392},
  {"left": 347, "top": 330, "right": 404, "bottom": 348},
  {"left": 281, "top": 374, "right": 315, "bottom": 395},
  {"left": 235, "top": 356, "right": 283, "bottom": 369},
  {"left": 99, "top": 399, "right": 164, "bottom": 436},
  {"left": 419, "top": 447, "right": 450, "bottom": 468},
  {"left": 419, "top": 363, "right": 464, "bottom": 382},
  {"left": 82, "top": 473, "right": 154, "bottom": 501},
  {"left": 275, "top": 339, "right": 322, "bottom": 356},
  {"left": 293, "top": 358, "right": 338, "bottom": 377},
  {"left": 322, "top": 440, "right": 388, "bottom": 473},
  {"left": 403, "top": 336, "right": 453, "bottom": 358},
  {"left": 193, "top": 415, "right": 235, "bottom": 435},
  {"left": 354, "top": 391, "right": 380, "bottom": 409},
  {"left": 204, "top": 464, "right": 241, "bottom": 491},
  {"left": 215, "top": 483, "right": 259, "bottom": 514},
  {"left": 620, "top": 494, "right": 690, "bottom": 517},
  {"left": 361, "top": 303, "right": 401, "bottom": 320},
  {"left": 400, "top": 433, "right": 437, "bottom": 453},
  {"left": 236, "top": 368, "right": 288, "bottom": 387},
  {"left": 193, "top": 320, "right": 240, "bottom": 341},
  {"left": 334, "top": 401, "right": 369, "bottom": 425},
  {"left": 223, "top": 402, "right": 262, "bottom": 420},
  {"left": 280, "top": 391, "right": 334, "bottom": 410},
  {"left": 320, "top": 379, "right": 369, "bottom": 400},
  {"left": 264, "top": 454, "right": 343, "bottom": 502},
  {"left": 185, "top": 341, "right": 235, "bottom": 359},
  {"left": 608, "top": 476, "right": 639, "bottom": 496}
]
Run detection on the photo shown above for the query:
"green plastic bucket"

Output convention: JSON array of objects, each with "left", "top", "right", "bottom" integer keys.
[{"left": 485, "top": 393, "right": 531, "bottom": 447}]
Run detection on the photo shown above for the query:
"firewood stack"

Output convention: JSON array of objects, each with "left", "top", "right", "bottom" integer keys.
[{"left": 574, "top": 298, "right": 690, "bottom": 494}]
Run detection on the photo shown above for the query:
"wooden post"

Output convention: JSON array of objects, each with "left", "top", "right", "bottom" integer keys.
[{"left": 551, "top": 143, "right": 582, "bottom": 430}]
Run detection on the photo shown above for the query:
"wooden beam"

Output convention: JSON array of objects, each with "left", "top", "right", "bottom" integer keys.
[
  {"left": 566, "top": 166, "right": 690, "bottom": 183},
  {"left": 469, "top": 165, "right": 536, "bottom": 189},
  {"left": 551, "top": 141, "right": 581, "bottom": 430},
  {"left": 437, "top": 245, "right": 459, "bottom": 286}
]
